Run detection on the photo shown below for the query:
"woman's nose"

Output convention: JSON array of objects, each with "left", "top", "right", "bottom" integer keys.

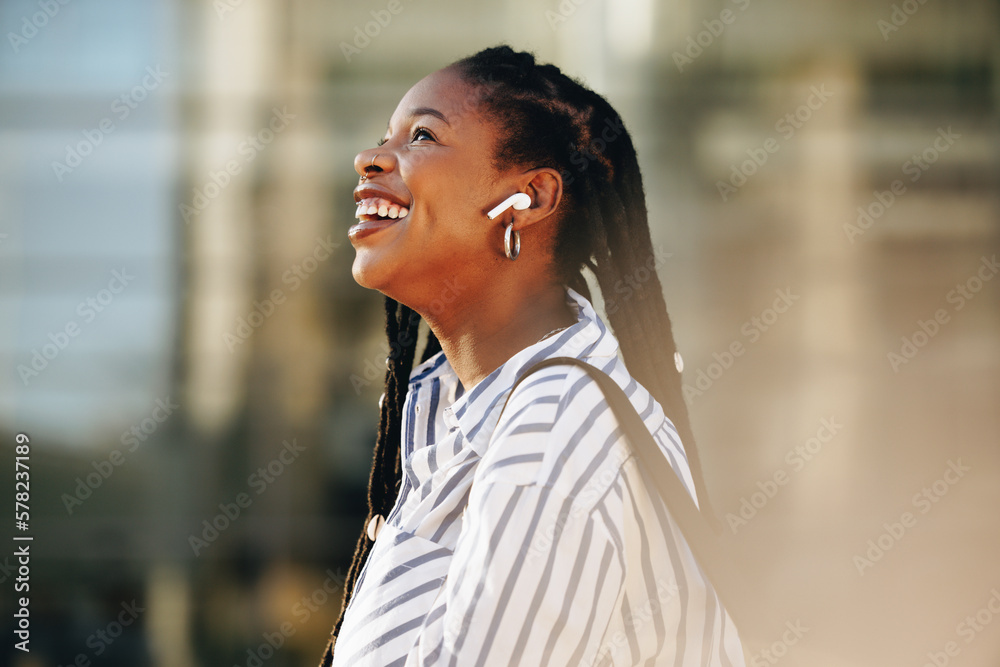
[{"left": 355, "top": 150, "right": 388, "bottom": 180}]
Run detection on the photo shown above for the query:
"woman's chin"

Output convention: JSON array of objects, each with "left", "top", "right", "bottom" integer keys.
[
  {"left": 351, "top": 252, "right": 383, "bottom": 290},
  {"left": 351, "top": 249, "right": 404, "bottom": 294}
]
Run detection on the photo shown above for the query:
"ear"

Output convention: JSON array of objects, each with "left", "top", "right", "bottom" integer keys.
[{"left": 511, "top": 167, "right": 563, "bottom": 231}]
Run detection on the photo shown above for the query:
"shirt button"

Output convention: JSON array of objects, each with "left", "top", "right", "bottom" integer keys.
[
  {"left": 415, "top": 404, "right": 422, "bottom": 414},
  {"left": 367, "top": 514, "right": 385, "bottom": 541}
]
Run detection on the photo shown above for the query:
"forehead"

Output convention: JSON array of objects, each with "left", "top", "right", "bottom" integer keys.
[{"left": 387, "top": 66, "right": 488, "bottom": 134}]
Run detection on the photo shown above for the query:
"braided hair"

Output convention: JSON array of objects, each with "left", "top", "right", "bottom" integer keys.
[{"left": 321, "top": 45, "right": 715, "bottom": 664}]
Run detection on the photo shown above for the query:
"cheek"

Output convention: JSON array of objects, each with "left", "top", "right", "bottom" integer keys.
[
  {"left": 398, "top": 132, "right": 504, "bottom": 253},
  {"left": 407, "top": 179, "right": 493, "bottom": 247},
  {"left": 403, "top": 145, "right": 495, "bottom": 210}
]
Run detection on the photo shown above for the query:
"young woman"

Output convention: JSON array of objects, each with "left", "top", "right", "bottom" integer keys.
[{"left": 319, "top": 45, "right": 745, "bottom": 666}]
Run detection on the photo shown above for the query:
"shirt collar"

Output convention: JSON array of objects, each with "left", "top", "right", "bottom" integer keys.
[{"left": 408, "top": 287, "right": 619, "bottom": 456}]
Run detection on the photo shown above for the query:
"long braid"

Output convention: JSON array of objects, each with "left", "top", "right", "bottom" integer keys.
[
  {"left": 323, "top": 45, "right": 719, "bottom": 665},
  {"left": 323, "top": 296, "right": 422, "bottom": 661},
  {"left": 421, "top": 327, "right": 442, "bottom": 363},
  {"left": 454, "top": 46, "right": 718, "bottom": 524},
  {"left": 586, "top": 113, "right": 719, "bottom": 525}
]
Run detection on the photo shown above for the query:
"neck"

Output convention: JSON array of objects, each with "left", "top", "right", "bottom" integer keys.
[{"left": 421, "top": 282, "right": 576, "bottom": 390}]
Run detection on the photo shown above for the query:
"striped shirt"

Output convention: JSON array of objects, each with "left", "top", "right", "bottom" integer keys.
[{"left": 331, "top": 287, "right": 745, "bottom": 666}]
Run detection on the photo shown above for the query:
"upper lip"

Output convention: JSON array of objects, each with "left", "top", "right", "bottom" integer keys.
[{"left": 353, "top": 184, "right": 411, "bottom": 209}]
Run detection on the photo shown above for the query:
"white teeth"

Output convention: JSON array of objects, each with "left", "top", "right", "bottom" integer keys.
[{"left": 354, "top": 197, "right": 410, "bottom": 219}]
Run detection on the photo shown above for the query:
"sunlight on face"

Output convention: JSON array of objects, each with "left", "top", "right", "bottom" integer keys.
[{"left": 349, "top": 67, "right": 510, "bottom": 310}]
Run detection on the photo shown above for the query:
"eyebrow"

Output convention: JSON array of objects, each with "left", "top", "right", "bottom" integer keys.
[{"left": 385, "top": 106, "right": 451, "bottom": 131}]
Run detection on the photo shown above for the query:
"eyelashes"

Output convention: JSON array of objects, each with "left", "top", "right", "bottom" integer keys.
[
  {"left": 412, "top": 127, "right": 434, "bottom": 142},
  {"left": 375, "top": 127, "right": 434, "bottom": 148}
]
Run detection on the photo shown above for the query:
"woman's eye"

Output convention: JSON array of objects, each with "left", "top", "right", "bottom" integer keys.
[
  {"left": 412, "top": 128, "right": 434, "bottom": 142},
  {"left": 377, "top": 137, "right": 388, "bottom": 147}
]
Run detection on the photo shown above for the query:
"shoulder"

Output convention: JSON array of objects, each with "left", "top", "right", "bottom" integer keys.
[{"left": 478, "top": 357, "right": 669, "bottom": 510}]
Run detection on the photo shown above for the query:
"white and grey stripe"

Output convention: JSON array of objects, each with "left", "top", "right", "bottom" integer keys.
[{"left": 331, "top": 287, "right": 745, "bottom": 666}]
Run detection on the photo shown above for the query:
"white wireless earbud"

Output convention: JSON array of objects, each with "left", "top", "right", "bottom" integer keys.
[{"left": 486, "top": 192, "right": 531, "bottom": 219}]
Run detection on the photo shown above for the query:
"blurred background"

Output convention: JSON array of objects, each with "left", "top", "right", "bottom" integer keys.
[{"left": 1, "top": 0, "right": 998, "bottom": 665}]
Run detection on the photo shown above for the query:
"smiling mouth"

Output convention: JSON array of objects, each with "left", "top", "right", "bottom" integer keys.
[{"left": 354, "top": 197, "right": 409, "bottom": 221}]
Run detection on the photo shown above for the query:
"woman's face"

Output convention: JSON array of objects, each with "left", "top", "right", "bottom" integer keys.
[{"left": 350, "top": 66, "right": 512, "bottom": 312}]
